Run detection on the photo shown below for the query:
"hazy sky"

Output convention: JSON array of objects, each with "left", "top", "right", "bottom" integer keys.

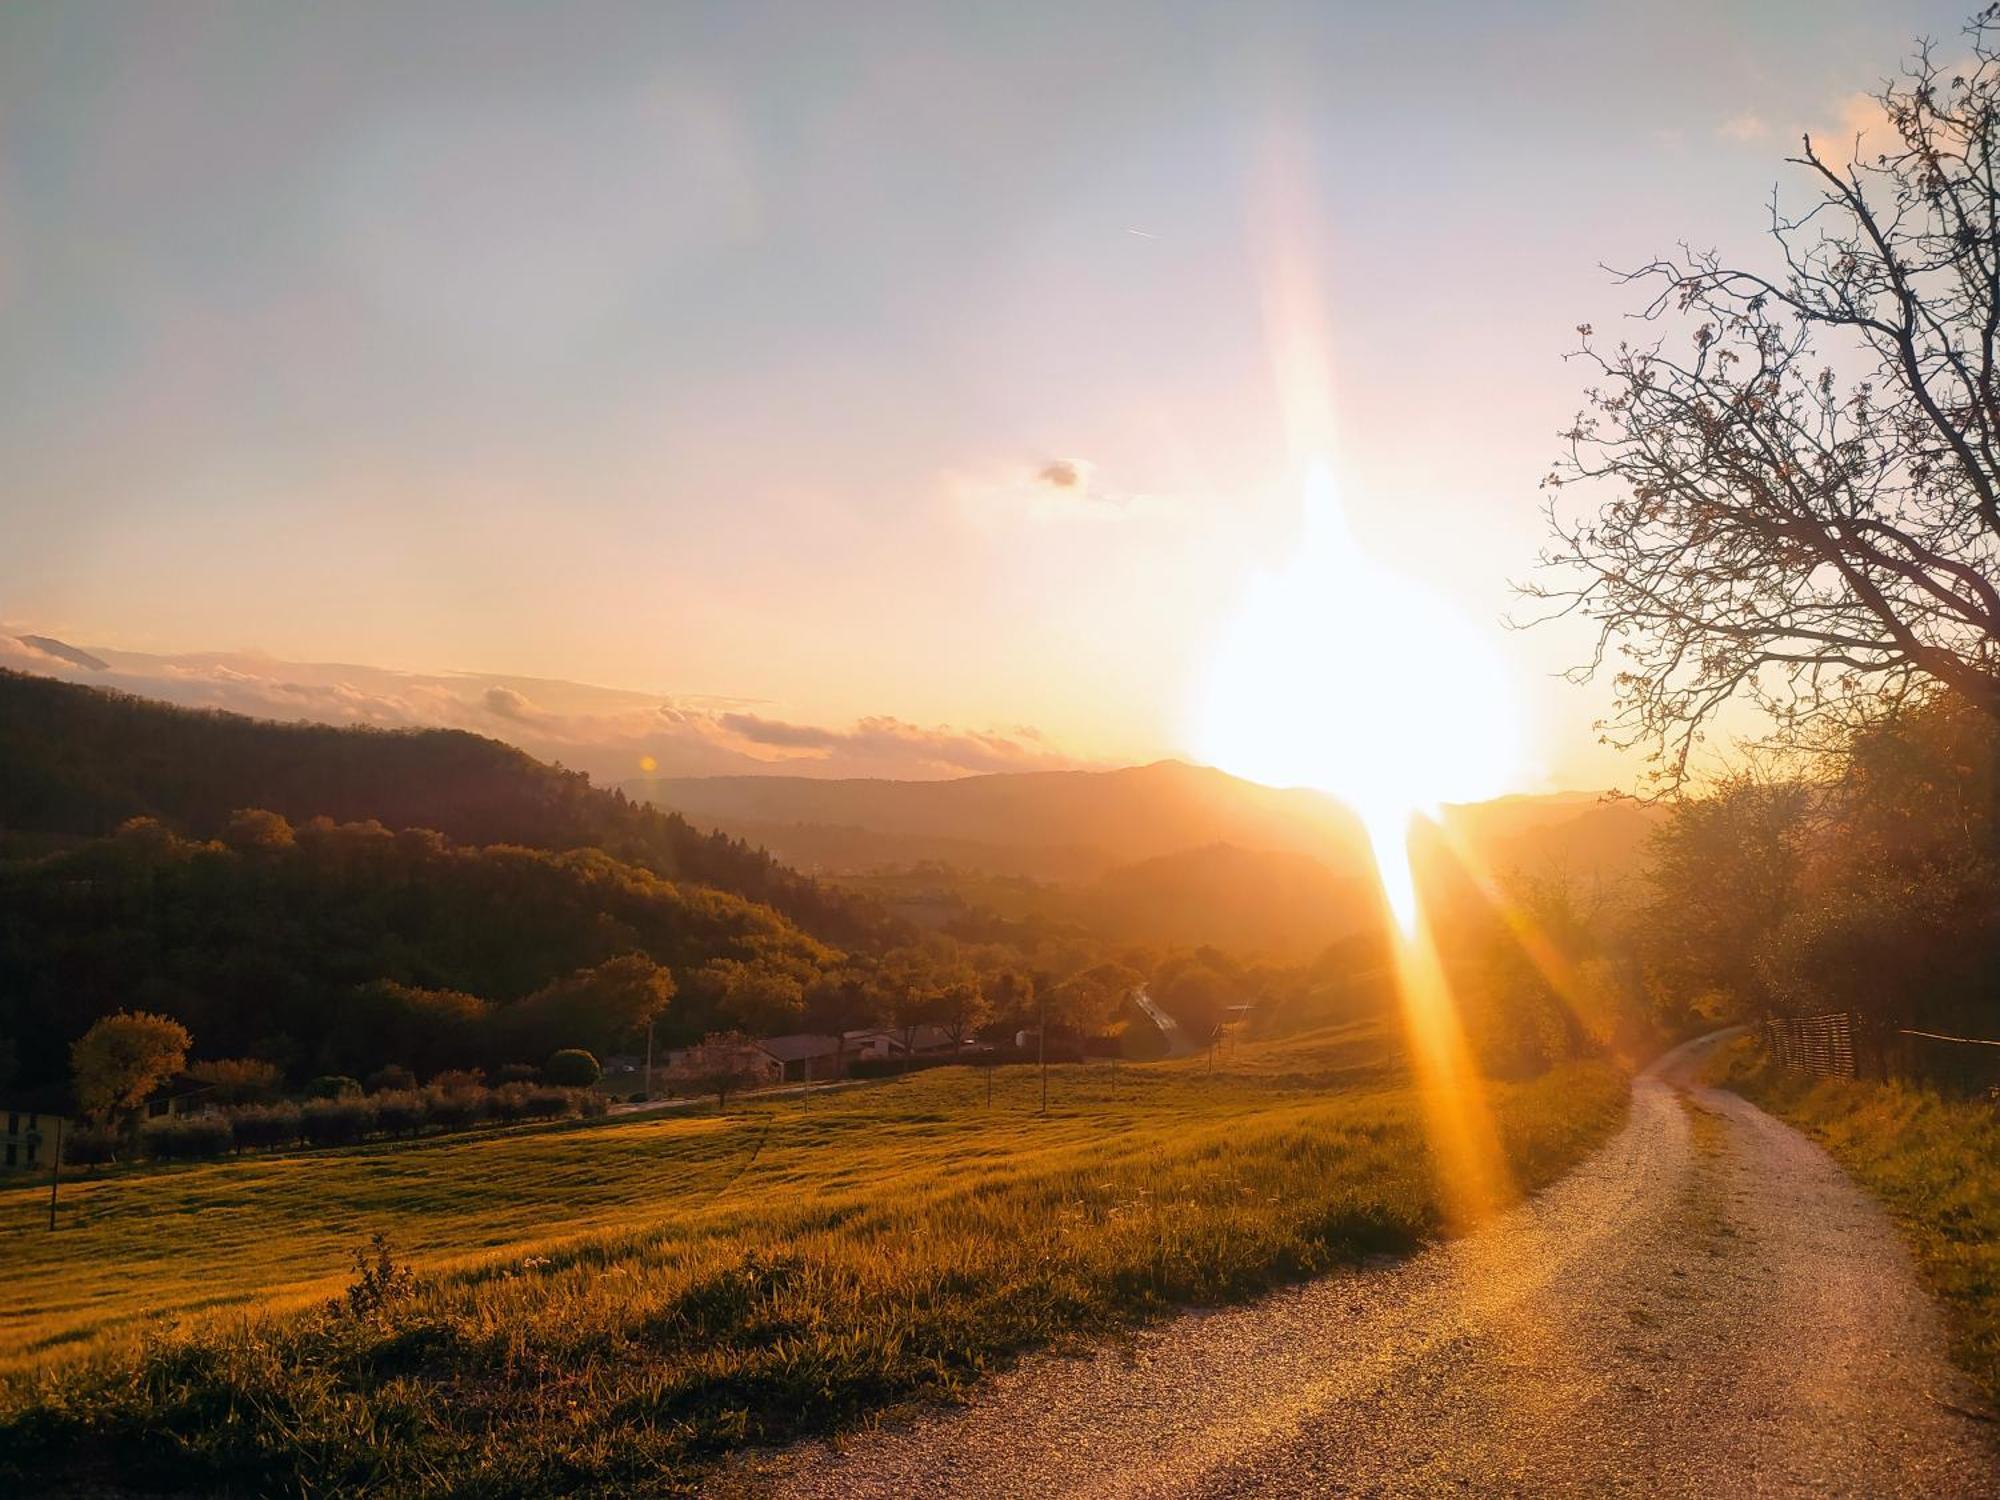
[{"left": 0, "top": 1, "right": 1969, "bottom": 789}]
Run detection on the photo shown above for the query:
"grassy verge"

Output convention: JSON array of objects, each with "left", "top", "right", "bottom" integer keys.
[
  {"left": 1717, "top": 1040, "right": 2000, "bottom": 1410},
  {"left": 0, "top": 1022, "right": 1627, "bottom": 1496}
]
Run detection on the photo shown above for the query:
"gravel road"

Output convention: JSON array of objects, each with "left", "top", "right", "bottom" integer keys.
[{"left": 763, "top": 1033, "right": 1998, "bottom": 1498}]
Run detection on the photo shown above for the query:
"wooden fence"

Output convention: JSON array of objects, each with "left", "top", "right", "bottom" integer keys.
[
  {"left": 1764, "top": 1011, "right": 2000, "bottom": 1095},
  {"left": 1764, "top": 1011, "right": 1857, "bottom": 1078}
]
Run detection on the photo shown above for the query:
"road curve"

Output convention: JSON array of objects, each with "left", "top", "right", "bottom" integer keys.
[{"left": 763, "top": 1034, "right": 1998, "bottom": 1498}]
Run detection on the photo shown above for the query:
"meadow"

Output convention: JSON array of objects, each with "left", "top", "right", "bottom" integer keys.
[
  {"left": 0, "top": 1021, "right": 1628, "bottom": 1496},
  {"left": 1717, "top": 1041, "right": 2000, "bottom": 1411}
]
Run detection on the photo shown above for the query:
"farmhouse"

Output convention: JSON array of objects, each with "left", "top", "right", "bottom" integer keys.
[
  {"left": 755, "top": 1033, "right": 845, "bottom": 1083},
  {"left": 0, "top": 1086, "right": 70, "bottom": 1172}
]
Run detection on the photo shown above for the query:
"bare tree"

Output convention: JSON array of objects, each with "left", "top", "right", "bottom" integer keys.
[{"left": 1530, "top": 8, "right": 2000, "bottom": 789}]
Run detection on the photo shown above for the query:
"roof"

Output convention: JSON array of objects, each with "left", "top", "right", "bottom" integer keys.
[
  {"left": 842, "top": 1026, "right": 961, "bottom": 1052},
  {"left": 756, "top": 1033, "right": 845, "bottom": 1063},
  {"left": 153, "top": 1073, "right": 214, "bottom": 1098}
]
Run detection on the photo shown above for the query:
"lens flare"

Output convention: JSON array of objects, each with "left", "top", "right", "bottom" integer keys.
[{"left": 1188, "top": 462, "right": 1521, "bottom": 843}]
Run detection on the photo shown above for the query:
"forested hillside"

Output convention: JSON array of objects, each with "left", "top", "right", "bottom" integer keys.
[
  {"left": 0, "top": 669, "right": 892, "bottom": 948},
  {"left": 0, "top": 816, "right": 833, "bottom": 1087}
]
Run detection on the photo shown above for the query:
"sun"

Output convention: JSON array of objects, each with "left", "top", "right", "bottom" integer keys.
[{"left": 1187, "top": 463, "right": 1521, "bottom": 925}]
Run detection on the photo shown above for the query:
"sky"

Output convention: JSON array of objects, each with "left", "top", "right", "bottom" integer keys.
[{"left": 0, "top": 0, "right": 1970, "bottom": 790}]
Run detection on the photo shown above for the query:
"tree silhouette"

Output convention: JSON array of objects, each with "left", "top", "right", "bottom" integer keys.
[{"left": 1533, "top": 9, "right": 2000, "bottom": 788}]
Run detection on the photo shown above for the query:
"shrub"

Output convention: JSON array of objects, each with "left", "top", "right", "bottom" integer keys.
[
  {"left": 372, "top": 1090, "right": 428, "bottom": 1136},
  {"left": 333, "top": 1233, "right": 416, "bottom": 1321},
  {"left": 139, "top": 1113, "right": 231, "bottom": 1161},
  {"left": 428, "top": 1068, "right": 485, "bottom": 1093},
  {"left": 366, "top": 1064, "right": 417, "bottom": 1094},
  {"left": 306, "top": 1075, "right": 364, "bottom": 1100},
  {"left": 496, "top": 1063, "right": 540, "bottom": 1086},
  {"left": 520, "top": 1085, "right": 576, "bottom": 1121},
  {"left": 424, "top": 1085, "right": 488, "bottom": 1130},
  {"left": 488, "top": 1082, "right": 530, "bottom": 1122},
  {"left": 578, "top": 1090, "right": 611, "bottom": 1119},
  {"left": 62, "top": 1124, "right": 117, "bottom": 1167},
  {"left": 301, "top": 1095, "right": 376, "bottom": 1147},
  {"left": 229, "top": 1102, "right": 302, "bottom": 1152},
  {"left": 544, "top": 1048, "right": 602, "bottom": 1087}
]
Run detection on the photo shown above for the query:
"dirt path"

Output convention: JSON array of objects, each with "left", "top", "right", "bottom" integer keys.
[{"left": 763, "top": 1034, "right": 1999, "bottom": 1498}]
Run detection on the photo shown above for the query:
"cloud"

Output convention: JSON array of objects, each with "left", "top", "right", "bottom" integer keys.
[
  {"left": 1811, "top": 91, "right": 1897, "bottom": 163},
  {"left": 482, "top": 685, "right": 542, "bottom": 722},
  {"left": 720, "top": 712, "right": 841, "bottom": 749},
  {"left": 0, "top": 629, "right": 1086, "bottom": 784},
  {"left": 720, "top": 711, "right": 1074, "bottom": 775},
  {"left": 1717, "top": 112, "right": 1769, "bottom": 143},
  {"left": 952, "top": 457, "right": 1177, "bottom": 530}
]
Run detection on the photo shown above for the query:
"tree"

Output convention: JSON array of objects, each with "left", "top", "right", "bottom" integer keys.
[
  {"left": 802, "top": 967, "right": 883, "bottom": 1077},
  {"left": 936, "top": 977, "right": 992, "bottom": 1051},
  {"left": 1533, "top": 12, "right": 2000, "bottom": 790},
  {"left": 685, "top": 958, "right": 805, "bottom": 1037},
  {"left": 544, "top": 1048, "right": 602, "bottom": 1087},
  {"left": 1053, "top": 962, "right": 1139, "bottom": 1044},
  {"left": 508, "top": 954, "right": 676, "bottom": 1058},
  {"left": 667, "top": 1031, "right": 769, "bottom": 1110},
  {"left": 1638, "top": 773, "right": 1811, "bottom": 1016},
  {"left": 187, "top": 1057, "right": 283, "bottom": 1105},
  {"left": 71, "top": 1011, "right": 191, "bottom": 1127},
  {"left": 338, "top": 981, "right": 490, "bottom": 1082}
]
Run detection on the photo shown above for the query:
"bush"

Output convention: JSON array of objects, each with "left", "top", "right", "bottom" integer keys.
[
  {"left": 62, "top": 1124, "right": 117, "bottom": 1167},
  {"left": 496, "top": 1063, "right": 540, "bottom": 1086},
  {"left": 545, "top": 1048, "right": 602, "bottom": 1087},
  {"left": 228, "top": 1102, "right": 302, "bottom": 1152},
  {"left": 306, "top": 1075, "right": 364, "bottom": 1100},
  {"left": 424, "top": 1085, "right": 488, "bottom": 1130},
  {"left": 301, "top": 1096, "right": 376, "bottom": 1147},
  {"left": 520, "top": 1085, "right": 576, "bottom": 1121},
  {"left": 428, "top": 1068, "right": 485, "bottom": 1093},
  {"left": 366, "top": 1064, "right": 417, "bottom": 1095},
  {"left": 578, "top": 1089, "right": 610, "bottom": 1119},
  {"left": 139, "top": 1114, "right": 231, "bottom": 1161},
  {"left": 371, "top": 1090, "right": 428, "bottom": 1136}
]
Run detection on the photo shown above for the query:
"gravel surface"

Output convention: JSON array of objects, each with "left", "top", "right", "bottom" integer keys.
[{"left": 760, "top": 1034, "right": 1999, "bottom": 1498}]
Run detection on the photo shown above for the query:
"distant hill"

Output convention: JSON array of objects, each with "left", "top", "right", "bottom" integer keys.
[
  {"left": 0, "top": 669, "right": 892, "bottom": 949},
  {"left": 15, "top": 634, "right": 108, "bottom": 671},
  {"left": 626, "top": 761, "right": 1377, "bottom": 881},
  {"left": 1439, "top": 793, "right": 1664, "bottom": 887},
  {"left": 628, "top": 763, "right": 1657, "bottom": 890},
  {"left": 1085, "top": 844, "right": 1373, "bottom": 957}
]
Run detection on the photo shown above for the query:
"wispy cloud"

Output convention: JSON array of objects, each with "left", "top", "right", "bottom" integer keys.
[
  {"left": 720, "top": 711, "right": 1072, "bottom": 775},
  {"left": 1717, "top": 112, "right": 1769, "bottom": 143},
  {"left": 0, "top": 631, "right": 1083, "bottom": 783}
]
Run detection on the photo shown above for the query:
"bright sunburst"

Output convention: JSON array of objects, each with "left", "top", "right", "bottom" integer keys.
[{"left": 1189, "top": 462, "right": 1522, "bottom": 925}]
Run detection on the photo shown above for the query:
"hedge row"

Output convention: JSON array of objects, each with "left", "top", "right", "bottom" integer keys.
[{"left": 62, "top": 1083, "right": 609, "bottom": 1165}]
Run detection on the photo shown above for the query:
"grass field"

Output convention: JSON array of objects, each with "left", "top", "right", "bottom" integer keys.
[
  {"left": 0, "top": 1021, "right": 1627, "bottom": 1496},
  {"left": 1717, "top": 1041, "right": 2000, "bottom": 1411}
]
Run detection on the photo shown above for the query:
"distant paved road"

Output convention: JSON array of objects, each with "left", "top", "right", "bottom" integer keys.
[{"left": 765, "top": 1033, "right": 1999, "bottom": 1498}]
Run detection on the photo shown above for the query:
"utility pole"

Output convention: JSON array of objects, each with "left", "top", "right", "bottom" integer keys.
[
  {"left": 46, "top": 1116, "right": 63, "bottom": 1232},
  {"left": 1038, "top": 986, "right": 1048, "bottom": 1115}
]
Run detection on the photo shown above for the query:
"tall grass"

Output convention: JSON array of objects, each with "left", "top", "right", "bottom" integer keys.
[
  {"left": 0, "top": 1022, "right": 1627, "bottom": 1496},
  {"left": 1720, "top": 1042, "right": 2000, "bottom": 1411}
]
